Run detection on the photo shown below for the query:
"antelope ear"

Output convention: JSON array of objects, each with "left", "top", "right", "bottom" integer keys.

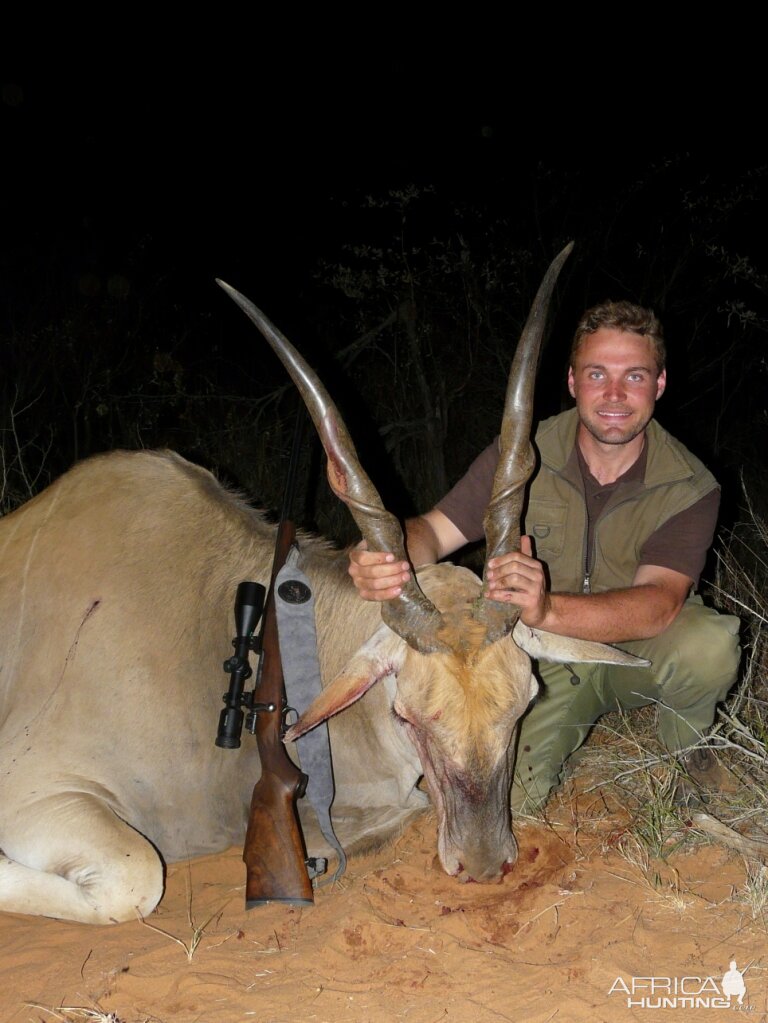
[
  {"left": 512, "top": 621, "right": 651, "bottom": 667},
  {"left": 284, "top": 625, "right": 407, "bottom": 741}
]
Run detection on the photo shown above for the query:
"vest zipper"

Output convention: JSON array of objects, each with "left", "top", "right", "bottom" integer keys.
[
  {"left": 582, "top": 486, "right": 592, "bottom": 594},
  {"left": 584, "top": 487, "right": 666, "bottom": 591}
]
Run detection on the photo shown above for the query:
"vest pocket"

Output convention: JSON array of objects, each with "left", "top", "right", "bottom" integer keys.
[{"left": 525, "top": 499, "right": 568, "bottom": 557}]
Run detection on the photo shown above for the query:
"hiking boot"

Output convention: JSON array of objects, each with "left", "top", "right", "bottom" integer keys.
[
  {"left": 673, "top": 772, "right": 707, "bottom": 808},
  {"left": 677, "top": 747, "right": 739, "bottom": 803}
]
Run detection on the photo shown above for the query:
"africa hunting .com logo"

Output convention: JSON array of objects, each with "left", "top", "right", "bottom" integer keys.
[{"left": 608, "top": 960, "right": 753, "bottom": 1010}]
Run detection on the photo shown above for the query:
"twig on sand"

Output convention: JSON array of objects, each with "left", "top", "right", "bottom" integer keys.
[
  {"left": 519, "top": 893, "right": 582, "bottom": 932},
  {"left": 692, "top": 811, "right": 768, "bottom": 863}
]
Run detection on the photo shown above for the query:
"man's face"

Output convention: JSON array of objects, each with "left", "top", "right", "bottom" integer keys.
[{"left": 567, "top": 328, "right": 666, "bottom": 446}]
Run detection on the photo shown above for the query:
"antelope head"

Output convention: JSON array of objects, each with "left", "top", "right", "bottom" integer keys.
[{"left": 219, "top": 243, "right": 648, "bottom": 883}]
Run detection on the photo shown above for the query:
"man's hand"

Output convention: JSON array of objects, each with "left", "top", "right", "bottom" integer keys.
[
  {"left": 485, "top": 536, "right": 550, "bottom": 626},
  {"left": 347, "top": 511, "right": 467, "bottom": 602},
  {"left": 348, "top": 540, "right": 411, "bottom": 601},
  {"left": 487, "top": 543, "right": 693, "bottom": 641}
]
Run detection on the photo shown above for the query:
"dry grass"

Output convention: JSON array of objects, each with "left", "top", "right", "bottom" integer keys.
[
  {"left": 738, "top": 858, "right": 768, "bottom": 921},
  {"left": 138, "top": 862, "right": 230, "bottom": 962},
  {"left": 26, "top": 1006, "right": 133, "bottom": 1023}
]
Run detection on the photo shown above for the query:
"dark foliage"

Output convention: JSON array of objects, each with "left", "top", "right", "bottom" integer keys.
[{"left": 2, "top": 156, "right": 766, "bottom": 544}]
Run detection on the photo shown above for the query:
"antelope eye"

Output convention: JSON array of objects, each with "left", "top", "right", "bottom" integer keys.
[{"left": 392, "top": 705, "right": 412, "bottom": 726}]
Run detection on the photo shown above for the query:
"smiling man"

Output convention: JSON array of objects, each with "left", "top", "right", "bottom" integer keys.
[{"left": 349, "top": 300, "right": 741, "bottom": 809}]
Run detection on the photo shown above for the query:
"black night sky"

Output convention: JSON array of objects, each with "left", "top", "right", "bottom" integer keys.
[
  {"left": 2, "top": 67, "right": 766, "bottom": 536},
  {"left": 4, "top": 74, "right": 577, "bottom": 312}
]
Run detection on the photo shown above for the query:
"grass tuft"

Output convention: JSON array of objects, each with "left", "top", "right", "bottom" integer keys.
[
  {"left": 26, "top": 1006, "right": 131, "bottom": 1023},
  {"left": 738, "top": 858, "right": 768, "bottom": 921}
]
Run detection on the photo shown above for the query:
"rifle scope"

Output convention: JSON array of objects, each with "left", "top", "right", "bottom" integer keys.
[{"left": 215, "top": 580, "right": 266, "bottom": 749}]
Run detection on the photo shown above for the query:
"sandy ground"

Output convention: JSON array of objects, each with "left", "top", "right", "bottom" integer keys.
[{"left": 4, "top": 770, "right": 767, "bottom": 1023}]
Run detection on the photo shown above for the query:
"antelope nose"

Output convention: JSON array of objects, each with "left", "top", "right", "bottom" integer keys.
[{"left": 457, "top": 854, "right": 516, "bottom": 885}]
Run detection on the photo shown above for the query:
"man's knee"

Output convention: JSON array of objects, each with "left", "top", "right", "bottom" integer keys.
[
  {"left": 631, "top": 601, "right": 740, "bottom": 688},
  {"left": 635, "top": 608, "right": 739, "bottom": 733},
  {"left": 665, "top": 604, "right": 740, "bottom": 686},
  {"left": 702, "top": 612, "right": 741, "bottom": 681}
]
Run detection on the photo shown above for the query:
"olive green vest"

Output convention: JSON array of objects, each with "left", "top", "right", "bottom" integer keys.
[{"left": 522, "top": 409, "right": 718, "bottom": 594}]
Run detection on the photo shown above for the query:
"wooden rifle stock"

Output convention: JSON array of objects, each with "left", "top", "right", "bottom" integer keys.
[{"left": 243, "top": 519, "right": 314, "bottom": 907}]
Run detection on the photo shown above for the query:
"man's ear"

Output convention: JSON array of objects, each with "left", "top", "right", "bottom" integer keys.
[
  {"left": 655, "top": 369, "right": 667, "bottom": 400},
  {"left": 567, "top": 366, "right": 576, "bottom": 398}
]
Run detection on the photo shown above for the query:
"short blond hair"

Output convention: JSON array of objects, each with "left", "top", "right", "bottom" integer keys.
[{"left": 571, "top": 300, "right": 666, "bottom": 374}]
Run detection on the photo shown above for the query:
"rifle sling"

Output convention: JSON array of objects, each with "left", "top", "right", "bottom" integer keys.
[{"left": 275, "top": 545, "right": 347, "bottom": 884}]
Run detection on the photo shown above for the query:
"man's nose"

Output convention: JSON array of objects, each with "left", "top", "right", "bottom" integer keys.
[{"left": 603, "top": 378, "right": 627, "bottom": 401}]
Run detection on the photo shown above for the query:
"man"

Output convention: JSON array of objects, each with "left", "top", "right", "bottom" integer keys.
[{"left": 349, "top": 300, "right": 741, "bottom": 810}]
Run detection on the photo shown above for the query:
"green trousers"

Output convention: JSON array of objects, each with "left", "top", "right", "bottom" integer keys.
[{"left": 510, "top": 598, "right": 741, "bottom": 812}]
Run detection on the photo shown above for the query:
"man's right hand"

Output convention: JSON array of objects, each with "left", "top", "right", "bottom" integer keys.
[
  {"left": 348, "top": 511, "right": 467, "bottom": 602},
  {"left": 348, "top": 540, "right": 412, "bottom": 601}
]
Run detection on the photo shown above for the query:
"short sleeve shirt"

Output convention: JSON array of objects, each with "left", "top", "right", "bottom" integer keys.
[{"left": 436, "top": 437, "right": 719, "bottom": 587}]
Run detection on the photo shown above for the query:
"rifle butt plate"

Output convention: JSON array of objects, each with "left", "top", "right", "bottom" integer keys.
[{"left": 246, "top": 895, "right": 314, "bottom": 909}]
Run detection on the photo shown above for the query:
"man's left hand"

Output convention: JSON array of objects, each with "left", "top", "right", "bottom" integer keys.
[{"left": 486, "top": 536, "right": 550, "bottom": 626}]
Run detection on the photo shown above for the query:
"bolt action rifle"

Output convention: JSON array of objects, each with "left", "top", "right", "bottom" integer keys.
[
  {"left": 245, "top": 517, "right": 315, "bottom": 906},
  {"left": 215, "top": 519, "right": 316, "bottom": 907},
  {"left": 215, "top": 391, "right": 325, "bottom": 906}
]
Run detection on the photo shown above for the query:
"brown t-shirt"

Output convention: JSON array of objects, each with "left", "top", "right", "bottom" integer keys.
[{"left": 436, "top": 437, "right": 719, "bottom": 587}]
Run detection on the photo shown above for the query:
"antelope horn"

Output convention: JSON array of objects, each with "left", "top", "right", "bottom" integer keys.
[
  {"left": 480, "top": 242, "right": 574, "bottom": 641},
  {"left": 217, "top": 280, "right": 446, "bottom": 654}
]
